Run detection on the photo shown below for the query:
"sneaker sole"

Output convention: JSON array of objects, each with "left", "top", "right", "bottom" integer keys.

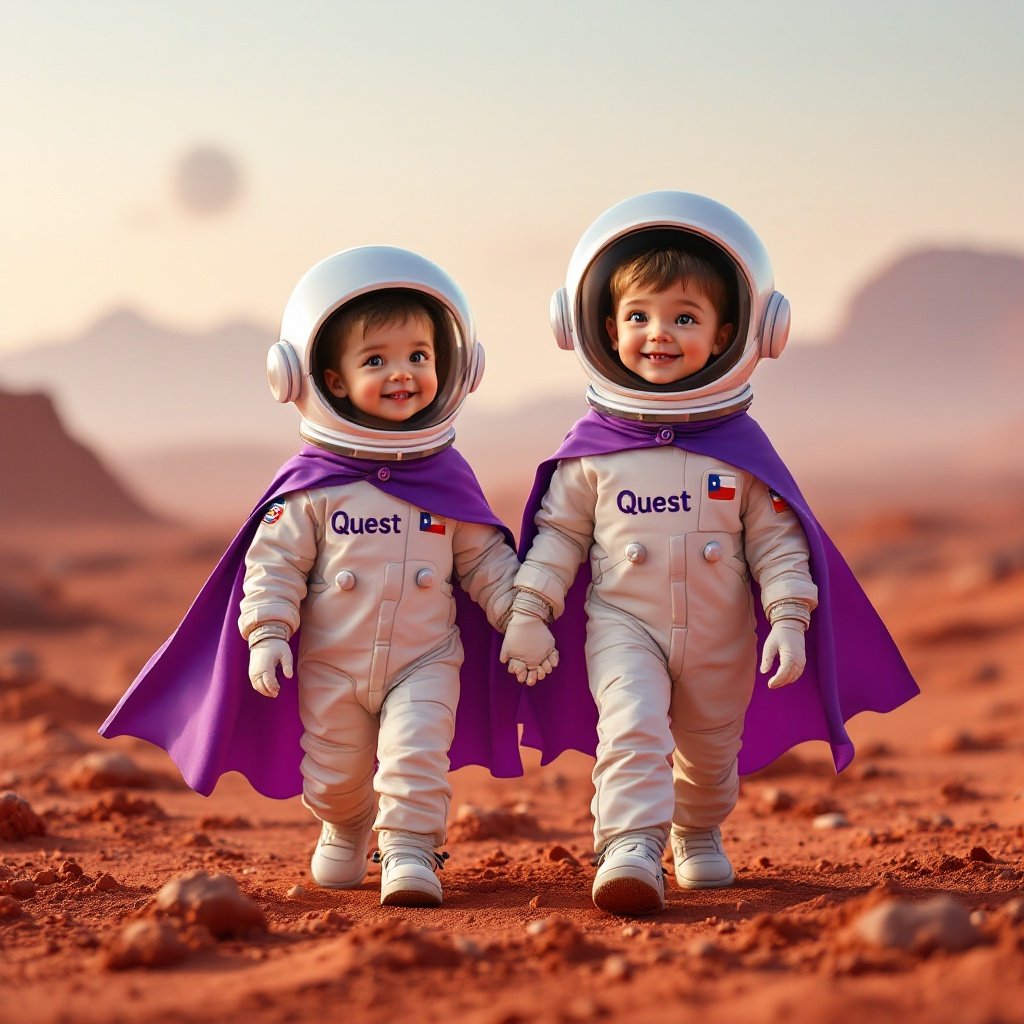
[
  {"left": 381, "top": 884, "right": 442, "bottom": 908},
  {"left": 592, "top": 876, "right": 664, "bottom": 916},
  {"left": 674, "top": 868, "right": 735, "bottom": 890}
]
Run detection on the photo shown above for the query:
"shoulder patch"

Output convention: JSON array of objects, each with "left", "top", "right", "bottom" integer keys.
[
  {"left": 262, "top": 498, "right": 286, "bottom": 525},
  {"left": 768, "top": 489, "right": 789, "bottom": 514}
]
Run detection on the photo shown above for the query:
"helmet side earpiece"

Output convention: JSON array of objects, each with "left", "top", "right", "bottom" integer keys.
[
  {"left": 468, "top": 342, "right": 485, "bottom": 393},
  {"left": 760, "top": 292, "right": 790, "bottom": 359},
  {"left": 267, "top": 341, "right": 303, "bottom": 403},
  {"left": 550, "top": 287, "right": 574, "bottom": 350}
]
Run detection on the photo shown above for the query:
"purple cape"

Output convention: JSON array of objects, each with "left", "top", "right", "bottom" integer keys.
[
  {"left": 516, "top": 410, "right": 919, "bottom": 775},
  {"left": 100, "top": 445, "right": 524, "bottom": 797}
]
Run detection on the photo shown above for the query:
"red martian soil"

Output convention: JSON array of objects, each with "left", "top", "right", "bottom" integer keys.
[{"left": 2, "top": 491, "right": 1023, "bottom": 1024}]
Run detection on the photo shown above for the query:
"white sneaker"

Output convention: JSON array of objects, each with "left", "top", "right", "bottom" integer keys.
[
  {"left": 670, "top": 825, "right": 735, "bottom": 889},
  {"left": 310, "top": 820, "right": 371, "bottom": 889},
  {"left": 592, "top": 833, "right": 665, "bottom": 916},
  {"left": 377, "top": 832, "right": 444, "bottom": 908}
]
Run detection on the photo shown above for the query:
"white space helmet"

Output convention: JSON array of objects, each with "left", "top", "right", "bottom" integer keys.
[
  {"left": 266, "top": 246, "right": 484, "bottom": 460},
  {"left": 550, "top": 191, "right": 790, "bottom": 422}
]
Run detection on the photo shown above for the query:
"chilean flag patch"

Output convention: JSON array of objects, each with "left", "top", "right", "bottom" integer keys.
[
  {"left": 707, "top": 473, "right": 736, "bottom": 501},
  {"left": 262, "top": 499, "right": 286, "bottom": 525},
  {"left": 419, "top": 512, "right": 447, "bottom": 535},
  {"left": 768, "top": 488, "right": 790, "bottom": 513}
]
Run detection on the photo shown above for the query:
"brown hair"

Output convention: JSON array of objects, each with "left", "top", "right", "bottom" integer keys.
[
  {"left": 321, "top": 290, "right": 438, "bottom": 369},
  {"left": 609, "top": 248, "right": 729, "bottom": 322}
]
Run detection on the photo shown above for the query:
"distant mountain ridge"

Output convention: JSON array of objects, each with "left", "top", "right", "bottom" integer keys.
[
  {"left": 0, "top": 390, "right": 154, "bottom": 523},
  {"left": 1, "top": 246, "right": 1021, "bottom": 523}
]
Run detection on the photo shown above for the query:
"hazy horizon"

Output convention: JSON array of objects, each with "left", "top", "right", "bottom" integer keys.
[{"left": 5, "top": 1, "right": 1023, "bottom": 410}]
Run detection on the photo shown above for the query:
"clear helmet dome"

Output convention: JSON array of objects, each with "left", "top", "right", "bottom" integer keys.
[
  {"left": 266, "top": 246, "right": 484, "bottom": 459},
  {"left": 551, "top": 191, "right": 791, "bottom": 422}
]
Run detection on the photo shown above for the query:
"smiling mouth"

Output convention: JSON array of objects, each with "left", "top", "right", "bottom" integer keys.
[
  {"left": 384, "top": 391, "right": 418, "bottom": 401},
  {"left": 643, "top": 353, "right": 679, "bottom": 362}
]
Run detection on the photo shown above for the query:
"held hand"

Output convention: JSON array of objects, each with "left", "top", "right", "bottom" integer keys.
[
  {"left": 760, "top": 621, "right": 806, "bottom": 690},
  {"left": 499, "top": 611, "right": 559, "bottom": 687},
  {"left": 248, "top": 638, "right": 293, "bottom": 698}
]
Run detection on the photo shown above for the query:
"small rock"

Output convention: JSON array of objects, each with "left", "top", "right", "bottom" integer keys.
[
  {"left": 969, "top": 910, "right": 987, "bottom": 927},
  {"left": 103, "top": 919, "right": 189, "bottom": 970},
  {"left": 67, "top": 752, "right": 152, "bottom": 791},
  {"left": 7, "top": 880, "right": 38, "bottom": 900},
  {"left": 760, "top": 787, "right": 795, "bottom": 812},
  {"left": 968, "top": 846, "right": 995, "bottom": 863},
  {"left": 186, "top": 832, "right": 212, "bottom": 848},
  {"left": 92, "top": 873, "right": 118, "bottom": 892},
  {"left": 0, "top": 895, "right": 22, "bottom": 918},
  {"left": 688, "top": 939, "right": 720, "bottom": 958},
  {"left": 528, "top": 894, "right": 544, "bottom": 909},
  {"left": 602, "top": 954, "right": 631, "bottom": 980},
  {"left": 0, "top": 791, "right": 47, "bottom": 841},
  {"left": 155, "top": 871, "right": 267, "bottom": 938},
  {"left": 853, "top": 896, "right": 979, "bottom": 953},
  {"left": 452, "top": 935, "right": 482, "bottom": 958},
  {"left": 813, "top": 812, "right": 849, "bottom": 830},
  {"left": 621, "top": 925, "right": 640, "bottom": 938},
  {"left": 1001, "top": 899, "right": 1024, "bottom": 924},
  {"left": 546, "top": 845, "right": 580, "bottom": 865},
  {"left": 33, "top": 870, "right": 58, "bottom": 886},
  {"left": 286, "top": 885, "right": 307, "bottom": 898},
  {"left": 526, "top": 919, "right": 548, "bottom": 936}
]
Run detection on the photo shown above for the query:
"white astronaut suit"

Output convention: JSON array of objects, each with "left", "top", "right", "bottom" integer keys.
[
  {"left": 241, "top": 247, "right": 519, "bottom": 900},
  {"left": 510, "top": 193, "right": 818, "bottom": 906}
]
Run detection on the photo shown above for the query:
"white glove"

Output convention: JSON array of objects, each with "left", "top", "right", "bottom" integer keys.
[
  {"left": 760, "top": 621, "right": 806, "bottom": 690},
  {"left": 248, "top": 638, "right": 293, "bottom": 698},
  {"left": 500, "top": 610, "right": 559, "bottom": 687}
]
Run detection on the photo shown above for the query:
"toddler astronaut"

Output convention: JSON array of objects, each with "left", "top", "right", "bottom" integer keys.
[
  {"left": 502, "top": 192, "right": 918, "bottom": 916},
  {"left": 102, "top": 247, "right": 536, "bottom": 908}
]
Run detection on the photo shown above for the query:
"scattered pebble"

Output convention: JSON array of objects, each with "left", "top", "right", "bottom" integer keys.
[
  {"left": 813, "top": 812, "right": 849, "bottom": 830},
  {"left": 760, "top": 787, "right": 795, "bottom": 812},
  {"left": 546, "top": 845, "right": 579, "bottom": 865},
  {"left": 528, "top": 894, "right": 544, "bottom": 909},
  {"left": 33, "top": 869, "right": 58, "bottom": 886},
  {"left": 852, "top": 896, "right": 979, "bottom": 953},
  {"left": 6, "top": 879, "right": 38, "bottom": 900},
  {"left": 66, "top": 752, "right": 153, "bottom": 791},
  {"left": 1001, "top": 899, "right": 1024, "bottom": 924},
  {"left": 103, "top": 920, "right": 189, "bottom": 970},
  {"left": 286, "top": 885, "right": 307, "bottom": 899},
  {"left": 968, "top": 846, "right": 995, "bottom": 863},
  {"left": 602, "top": 955, "right": 631, "bottom": 981},
  {"left": 450, "top": 803, "right": 540, "bottom": 841},
  {"left": 92, "top": 873, "right": 119, "bottom": 892},
  {"left": 0, "top": 791, "right": 47, "bottom": 841},
  {"left": 155, "top": 871, "right": 267, "bottom": 938},
  {"left": 0, "top": 895, "right": 22, "bottom": 918}
]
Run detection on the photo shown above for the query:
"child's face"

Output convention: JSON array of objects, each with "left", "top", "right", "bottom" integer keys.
[
  {"left": 324, "top": 312, "right": 439, "bottom": 422},
  {"left": 606, "top": 279, "right": 732, "bottom": 385}
]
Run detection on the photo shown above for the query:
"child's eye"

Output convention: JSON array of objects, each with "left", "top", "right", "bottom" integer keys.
[
  {"left": 676, "top": 314, "right": 695, "bottom": 326},
  {"left": 627, "top": 311, "right": 648, "bottom": 323},
  {"left": 364, "top": 355, "right": 384, "bottom": 367},
  {"left": 410, "top": 351, "right": 429, "bottom": 363}
]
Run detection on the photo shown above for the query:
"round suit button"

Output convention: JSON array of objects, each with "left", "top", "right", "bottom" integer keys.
[
  {"left": 702, "top": 541, "right": 723, "bottom": 563},
  {"left": 656, "top": 427, "right": 675, "bottom": 445},
  {"left": 415, "top": 568, "right": 435, "bottom": 588},
  {"left": 376, "top": 467, "right": 391, "bottom": 482},
  {"left": 336, "top": 570, "right": 356, "bottom": 590},
  {"left": 624, "top": 542, "right": 646, "bottom": 564}
]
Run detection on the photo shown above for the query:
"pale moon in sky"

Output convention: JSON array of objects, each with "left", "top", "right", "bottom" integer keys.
[{"left": 174, "top": 145, "right": 243, "bottom": 214}]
